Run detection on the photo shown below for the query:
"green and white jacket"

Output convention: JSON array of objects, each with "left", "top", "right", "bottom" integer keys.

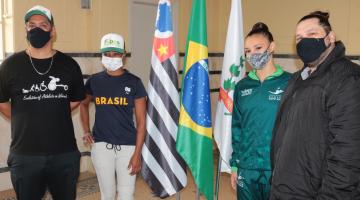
[{"left": 230, "top": 65, "right": 291, "bottom": 172}]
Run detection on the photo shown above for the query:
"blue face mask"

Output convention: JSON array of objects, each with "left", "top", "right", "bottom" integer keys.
[
  {"left": 246, "top": 48, "right": 272, "bottom": 70},
  {"left": 296, "top": 35, "right": 329, "bottom": 65},
  {"left": 27, "top": 27, "right": 51, "bottom": 48}
]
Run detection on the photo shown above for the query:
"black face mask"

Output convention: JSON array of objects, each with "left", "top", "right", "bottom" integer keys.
[
  {"left": 296, "top": 36, "right": 329, "bottom": 65},
  {"left": 27, "top": 27, "right": 51, "bottom": 48}
]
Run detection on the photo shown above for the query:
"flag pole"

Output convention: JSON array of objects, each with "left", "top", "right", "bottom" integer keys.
[
  {"left": 176, "top": 192, "right": 181, "bottom": 200},
  {"left": 196, "top": 187, "right": 200, "bottom": 200},
  {"left": 215, "top": 152, "right": 222, "bottom": 200}
]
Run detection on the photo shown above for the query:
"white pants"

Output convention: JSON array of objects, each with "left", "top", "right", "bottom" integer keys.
[{"left": 91, "top": 142, "right": 136, "bottom": 200}]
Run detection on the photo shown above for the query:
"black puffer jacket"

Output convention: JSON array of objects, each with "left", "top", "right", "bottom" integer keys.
[{"left": 270, "top": 41, "right": 360, "bottom": 200}]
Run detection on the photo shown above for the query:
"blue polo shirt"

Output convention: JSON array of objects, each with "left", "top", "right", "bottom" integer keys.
[{"left": 85, "top": 70, "right": 147, "bottom": 145}]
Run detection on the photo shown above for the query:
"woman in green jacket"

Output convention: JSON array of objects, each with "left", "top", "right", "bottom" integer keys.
[{"left": 230, "top": 22, "right": 291, "bottom": 200}]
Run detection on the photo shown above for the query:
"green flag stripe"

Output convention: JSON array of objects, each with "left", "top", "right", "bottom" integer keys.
[
  {"left": 176, "top": 125, "right": 214, "bottom": 199},
  {"left": 187, "top": 0, "right": 207, "bottom": 46}
]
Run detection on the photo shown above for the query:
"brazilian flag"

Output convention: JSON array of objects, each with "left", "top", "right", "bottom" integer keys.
[{"left": 176, "top": 0, "right": 213, "bottom": 199}]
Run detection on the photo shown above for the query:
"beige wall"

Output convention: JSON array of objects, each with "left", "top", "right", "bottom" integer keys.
[
  {"left": 178, "top": 0, "right": 360, "bottom": 55},
  {"left": 3, "top": 0, "right": 360, "bottom": 54},
  {"left": 11, "top": 0, "right": 129, "bottom": 52},
  {"left": 242, "top": 0, "right": 360, "bottom": 55}
]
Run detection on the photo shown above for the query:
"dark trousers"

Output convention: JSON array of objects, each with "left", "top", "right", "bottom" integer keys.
[{"left": 7, "top": 151, "right": 80, "bottom": 200}]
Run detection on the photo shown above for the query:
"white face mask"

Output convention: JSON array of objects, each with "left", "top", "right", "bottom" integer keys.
[{"left": 101, "top": 55, "right": 123, "bottom": 71}]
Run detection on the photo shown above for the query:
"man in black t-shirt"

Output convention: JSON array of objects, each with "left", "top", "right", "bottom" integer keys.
[{"left": 0, "top": 5, "right": 85, "bottom": 200}]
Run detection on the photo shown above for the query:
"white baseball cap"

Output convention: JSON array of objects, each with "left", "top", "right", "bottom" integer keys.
[
  {"left": 25, "top": 5, "right": 53, "bottom": 24},
  {"left": 100, "top": 33, "right": 125, "bottom": 54}
]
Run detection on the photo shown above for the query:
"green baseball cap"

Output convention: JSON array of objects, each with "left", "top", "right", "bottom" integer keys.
[{"left": 25, "top": 5, "right": 53, "bottom": 24}]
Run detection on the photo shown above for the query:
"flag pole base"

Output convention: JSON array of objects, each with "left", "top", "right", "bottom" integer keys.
[
  {"left": 196, "top": 187, "right": 200, "bottom": 200},
  {"left": 176, "top": 192, "right": 181, "bottom": 200},
  {"left": 215, "top": 151, "right": 222, "bottom": 200}
]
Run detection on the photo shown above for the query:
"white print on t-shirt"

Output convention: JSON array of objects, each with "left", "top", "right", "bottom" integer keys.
[
  {"left": 22, "top": 76, "right": 69, "bottom": 101},
  {"left": 125, "top": 86, "right": 131, "bottom": 94},
  {"left": 22, "top": 76, "right": 68, "bottom": 94},
  {"left": 48, "top": 76, "right": 68, "bottom": 91}
]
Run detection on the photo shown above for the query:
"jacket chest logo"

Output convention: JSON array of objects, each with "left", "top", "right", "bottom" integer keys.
[
  {"left": 268, "top": 87, "right": 283, "bottom": 101},
  {"left": 241, "top": 88, "right": 253, "bottom": 97}
]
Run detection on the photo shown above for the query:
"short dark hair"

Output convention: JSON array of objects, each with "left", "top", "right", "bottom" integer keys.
[
  {"left": 246, "top": 22, "right": 274, "bottom": 42},
  {"left": 298, "top": 11, "right": 332, "bottom": 34}
]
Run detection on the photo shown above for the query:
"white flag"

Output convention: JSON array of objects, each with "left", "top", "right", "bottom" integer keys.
[{"left": 214, "top": 0, "right": 245, "bottom": 173}]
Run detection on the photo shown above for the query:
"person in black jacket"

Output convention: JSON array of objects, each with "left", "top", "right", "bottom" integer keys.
[{"left": 270, "top": 11, "right": 360, "bottom": 199}]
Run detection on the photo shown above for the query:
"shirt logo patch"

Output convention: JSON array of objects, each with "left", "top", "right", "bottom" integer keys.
[
  {"left": 268, "top": 87, "right": 283, "bottom": 101},
  {"left": 125, "top": 87, "right": 131, "bottom": 94},
  {"left": 241, "top": 88, "right": 253, "bottom": 97},
  {"left": 269, "top": 87, "right": 284, "bottom": 95}
]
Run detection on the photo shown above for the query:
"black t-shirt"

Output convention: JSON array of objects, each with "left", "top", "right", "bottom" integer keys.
[
  {"left": 85, "top": 70, "right": 147, "bottom": 145},
  {"left": 0, "top": 50, "right": 85, "bottom": 155}
]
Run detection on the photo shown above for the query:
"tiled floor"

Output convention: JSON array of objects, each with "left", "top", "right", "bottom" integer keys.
[
  {"left": 0, "top": 171, "right": 236, "bottom": 200},
  {"left": 0, "top": 151, "right": 237, "bottom": 200},
  {"left": 0, "top": 172, "right": 236, "bottom": 200}
]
